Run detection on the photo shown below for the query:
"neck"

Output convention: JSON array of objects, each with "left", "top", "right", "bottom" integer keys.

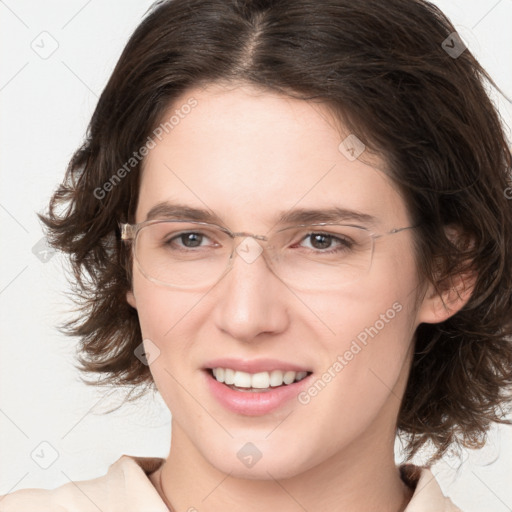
[{"left": 150, "top": 421, "right": 413, "bottom": 512}]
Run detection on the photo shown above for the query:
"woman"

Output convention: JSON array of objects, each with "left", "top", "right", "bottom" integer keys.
[{"left": 2, "top": 0, "right": 511, "bottom": 510}]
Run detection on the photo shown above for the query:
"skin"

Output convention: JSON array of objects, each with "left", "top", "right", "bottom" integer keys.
[{"left": 126, "top": 82, "right": 470, "bottom": 512}]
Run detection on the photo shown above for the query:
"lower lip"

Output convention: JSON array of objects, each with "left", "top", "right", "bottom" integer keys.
[{"left": 203, "top": 370, "right": 313, "bottom": 416}]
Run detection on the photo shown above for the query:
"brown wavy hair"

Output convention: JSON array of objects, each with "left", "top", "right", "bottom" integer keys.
[{"left": 39, "top": 0, "right": 512, "bottom": 461}]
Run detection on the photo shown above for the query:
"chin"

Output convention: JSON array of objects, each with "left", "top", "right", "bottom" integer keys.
[{"left": 203, "top": 437, "right": 321, "bottom": 481}]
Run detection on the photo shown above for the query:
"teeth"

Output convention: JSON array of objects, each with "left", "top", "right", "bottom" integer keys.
[
  {"left": 211, "top": 368, "right": 309, "bottom": 389},
  {"left": 224, "top": 368, "right": 235, "bottom": 385}
]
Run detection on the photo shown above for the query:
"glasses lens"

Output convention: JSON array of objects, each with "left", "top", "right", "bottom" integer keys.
[
  {"left": 134, "top": 221, "right": 231, "bottom": 288},
  {"left": 133, "top": 221, "right": 374, "bottom": 290},
  {"left": 270, "top": 224, "right": 374, "bottom": 290}
]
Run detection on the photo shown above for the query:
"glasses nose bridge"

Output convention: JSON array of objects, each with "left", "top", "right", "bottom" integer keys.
[
  {"left": 231, "top": 230, "right": 269, "bottom": 243},
  {"left": 227, "top": 231, "right": 279, "bottom": 271},
  {"left": 229, "top": 230, "right": 271, "bottom": 255}
]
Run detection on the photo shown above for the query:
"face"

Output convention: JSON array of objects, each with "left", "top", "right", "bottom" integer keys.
[{"left": 127, "top": 82, "right": 438, "bottom": 479}]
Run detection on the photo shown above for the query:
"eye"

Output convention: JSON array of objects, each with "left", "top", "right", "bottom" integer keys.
[
  {"left": 166, "top": 231, "right": 214, "bottom": 249},
  {"left": 299, "top": 232, "right": 353, "bottom": 252},
  {"left": 173, "top": 232, "right": 206, "bottom": 248}
]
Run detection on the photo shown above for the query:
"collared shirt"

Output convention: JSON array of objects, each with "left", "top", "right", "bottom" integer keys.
[{"left": 0, "top": 455, "right": 462, "bottom": 511}]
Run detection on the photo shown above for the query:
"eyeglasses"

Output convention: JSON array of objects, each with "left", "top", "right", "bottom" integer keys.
[{"left": 120, "top": 219, "right": 416, "bottom": 291}]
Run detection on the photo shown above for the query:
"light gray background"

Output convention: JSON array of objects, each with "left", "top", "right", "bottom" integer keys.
[{"left": 1, "top": 1, "right": 511, "bottom": 510}]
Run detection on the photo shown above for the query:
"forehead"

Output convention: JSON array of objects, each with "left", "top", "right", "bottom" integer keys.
[{"left": 135, "top": 83, "right": 410, "bottom": 229}]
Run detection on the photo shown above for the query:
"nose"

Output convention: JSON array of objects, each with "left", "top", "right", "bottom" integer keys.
[{"left": 212, "top": 237, "right": 290, "bottom": 342}]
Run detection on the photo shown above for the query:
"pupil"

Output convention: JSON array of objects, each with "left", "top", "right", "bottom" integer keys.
[
  {"left": 181, "top": 233, "right": 202, "bottom": 247},
  {"left": 311, "top": 233, "right": 331, "bottom": 249}
]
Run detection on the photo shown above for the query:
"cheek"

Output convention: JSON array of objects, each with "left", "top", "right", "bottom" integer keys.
[
  {"left": 296, "top": 248, "right": 419, "bottom": 350},
  {"left": 130, "top": 274, "right": 205, "bottom": 391},
  {"left": 131, "top": 269, "right": 202, "bottom": 339},
  {"left": 300, "top": 282, "right": 415, "bottom": 392},
  {"left": 298, "top": 245, "right": 420, "bottom": 395},
  {"left": 131, "top": 279, "right": 203, "bottom": 408},
  {"left": 293, "top": 289, "right": 417, "bottom": 452}
]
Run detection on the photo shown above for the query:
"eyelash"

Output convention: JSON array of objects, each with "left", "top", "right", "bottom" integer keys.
[
  {"left": 166, "top": 231, "right": 354, "bottom": 253},
  {"left": 296, "top": 232, "right": 354, "bottom": 252}
]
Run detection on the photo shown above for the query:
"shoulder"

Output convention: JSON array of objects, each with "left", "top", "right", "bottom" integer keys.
[
  {"left": 401, "top": 464, "right": 463, "bottom": 512},
  {"left": 0, "top": 455, "right": 167, "bottom": 512}
]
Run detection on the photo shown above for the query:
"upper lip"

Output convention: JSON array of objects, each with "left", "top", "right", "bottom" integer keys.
[{"left": 203, "top": 358, "right": 312, "bottom": 374}]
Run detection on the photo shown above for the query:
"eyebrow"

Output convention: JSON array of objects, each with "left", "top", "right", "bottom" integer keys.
[{"left": 144, "top": 201, "right": 377, "bottom": 227}]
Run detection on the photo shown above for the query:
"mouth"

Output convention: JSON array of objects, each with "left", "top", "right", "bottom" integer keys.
[{"left": 205, "top": 367, "right": 313, "bottom": 393}]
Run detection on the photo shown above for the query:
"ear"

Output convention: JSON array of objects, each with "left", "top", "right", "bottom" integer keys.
[
  {"left": 126, "top": 289, "right": 137, "bottom": 309},
  {"left": 416, "top": 226, "right": 476, "bottom": 324}
]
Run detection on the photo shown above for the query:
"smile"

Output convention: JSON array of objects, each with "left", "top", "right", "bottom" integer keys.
[{"left": 210, "top": 367, "right": 311, "bottom": 390}]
